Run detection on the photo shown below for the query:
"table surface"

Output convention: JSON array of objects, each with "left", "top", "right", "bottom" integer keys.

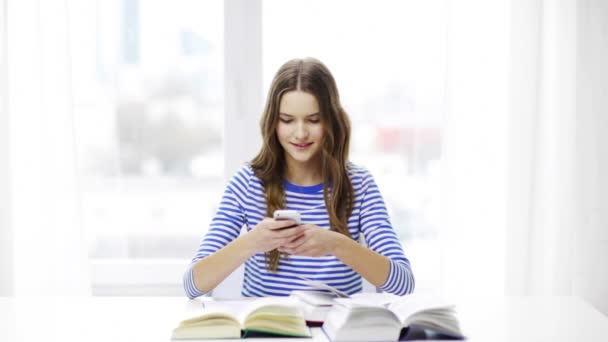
[{"left": 1, "top": 295, "right": 607, "bottom": 342}]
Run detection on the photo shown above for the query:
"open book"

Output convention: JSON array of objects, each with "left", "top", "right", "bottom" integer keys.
[
  {"left": 322, "top": 295, "right": 464, "bottom": 341},
  {"left": 171, "top": 297, "right": 311, "bottom": 339}
]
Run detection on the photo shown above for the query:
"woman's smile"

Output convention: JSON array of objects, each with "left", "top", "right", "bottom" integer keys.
[{"left": 291, "top": 142, "right": 313, "bottom": 151}]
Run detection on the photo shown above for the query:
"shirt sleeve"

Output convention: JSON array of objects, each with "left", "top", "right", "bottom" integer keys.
[
  {"left": 183, "top": 166, "right": 250, "bottom": 299},
  {"left": 358, "top": 169, "right": 415, "bottom": 296}
]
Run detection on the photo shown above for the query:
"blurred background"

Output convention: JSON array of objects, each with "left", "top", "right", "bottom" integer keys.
[{"left": 1, "top": 0, "right": 607, "bottom": 316}]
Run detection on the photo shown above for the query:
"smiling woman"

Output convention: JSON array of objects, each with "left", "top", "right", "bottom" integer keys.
[{"left": 184, "top": 57, "right": 415, "bottom": 298}]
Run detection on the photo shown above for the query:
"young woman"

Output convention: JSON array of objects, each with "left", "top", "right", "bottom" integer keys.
[{"left": 184, "top": 58, "right": 414, "bottom": 298}]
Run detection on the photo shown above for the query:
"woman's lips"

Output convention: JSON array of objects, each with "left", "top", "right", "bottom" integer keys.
[{"left": 291, "top": 142, "right": 313, "bottom": 151}]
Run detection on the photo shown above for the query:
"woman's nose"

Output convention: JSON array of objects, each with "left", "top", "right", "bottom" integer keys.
[{"left": 294, "top": 122, "right": 309, "bottom": 139}]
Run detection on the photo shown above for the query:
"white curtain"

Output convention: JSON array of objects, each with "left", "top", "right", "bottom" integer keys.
[
  {"left": 506, "top": 0, "right": 608, "bottom": 314},
  {"left": 441, "top": 0, "right": 579, "bottom": 297},
  {"left": 505, "top": 0, "right": 578, "bottom": 296},
  {"left": 6, "top": 0, "right": 90, "bottom": 296},
  {"left": 442, "top": 0, "right": 607, "bottom": 314},
  {"left": 1, "top": 0, "right": 12, "bottom": 296}
]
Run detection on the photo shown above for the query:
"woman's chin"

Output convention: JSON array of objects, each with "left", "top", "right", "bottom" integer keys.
[
  {"left": 290, "top": 156, "right": 312, "bottom": 164},
  {"left": 287, "top": 152, "right": 319, "bottom": 164}
]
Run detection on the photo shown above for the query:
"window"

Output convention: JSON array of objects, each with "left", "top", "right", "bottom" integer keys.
[
  {"left": 72, "top": 0, "right": 446, "bottom": 295},
  {"left": 70, "top": 0, "right": 224, "bottom": 294}
]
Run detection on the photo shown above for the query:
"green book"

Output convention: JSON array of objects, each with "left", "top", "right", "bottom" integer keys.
[{"left": 171, "top": 297, "right": 311, "bottom": 339}]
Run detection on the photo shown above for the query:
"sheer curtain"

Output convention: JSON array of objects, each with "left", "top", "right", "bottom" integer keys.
[
  {"left": 441, "top": 0, "right": 607, "bottom": 314},
  {"left": 507, "top": 0, "right": 608, "bottom": 314},
  {"left": 0, "top": 0, "right": 12, "bottom": 296},
  {"left": 5, "top": 0, "right": 90, "bottom": 296},
  {"left": 506, "top": 0, "right": 578, "bottom": 296}
]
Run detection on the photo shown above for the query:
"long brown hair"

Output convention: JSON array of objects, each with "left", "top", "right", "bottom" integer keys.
[{"left": 250, "top": 57, "right": 354, "bottom": 272}]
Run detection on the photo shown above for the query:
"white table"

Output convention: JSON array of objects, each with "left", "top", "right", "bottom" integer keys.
[{"left": 0, "top": 296, "right": 607, "bottom": 341}]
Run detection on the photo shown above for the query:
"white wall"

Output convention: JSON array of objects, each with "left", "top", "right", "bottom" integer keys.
[{"left": 575, "top": 0, "right": 608, "bottom": 315}]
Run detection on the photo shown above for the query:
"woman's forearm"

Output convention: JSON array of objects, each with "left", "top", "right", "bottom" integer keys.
[
  {"left": 331, "top": 234, "right": 391, "bottom": 287},
  {"left": 191, "top": 235, "right": 255, "bottom": 293}
]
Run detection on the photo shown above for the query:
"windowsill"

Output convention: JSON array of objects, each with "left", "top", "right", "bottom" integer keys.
[
  {"left": 89, "top": 257, "right": 435, "bottom": 296},
  {"left": 90, "top": 258, "right": 190, "bottom": 286}
]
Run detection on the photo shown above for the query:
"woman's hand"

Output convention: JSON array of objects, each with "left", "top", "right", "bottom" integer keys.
[
  {"left": 243, "top": 218, "right": 305, "bottom": 254},
  {"left": 278, "top": 224, "right": 344, "bottom": 257}
]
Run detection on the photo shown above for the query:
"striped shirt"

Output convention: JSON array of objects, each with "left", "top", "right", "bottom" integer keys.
[{"left": 184, "top": 163, "right": 415, "bottom": 298}]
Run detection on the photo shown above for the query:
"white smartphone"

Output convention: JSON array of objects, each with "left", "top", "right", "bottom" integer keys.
[{"left": 273, "top": 209, "right": 301, "bottom": 225}]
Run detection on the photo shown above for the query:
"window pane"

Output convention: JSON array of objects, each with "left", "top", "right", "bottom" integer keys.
[
  {"left": 70, "top": 0, "right": 224, "bottom": 262},
  {"left": 263, "top": 0, "right": 446, "bottom": 293}
]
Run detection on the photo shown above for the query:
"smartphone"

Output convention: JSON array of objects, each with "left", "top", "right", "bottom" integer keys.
[{"left": 273, "top": 209, "right": 301, "bottom": 225}]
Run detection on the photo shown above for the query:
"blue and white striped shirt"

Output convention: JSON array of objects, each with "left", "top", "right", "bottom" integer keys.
[{"left": 184, "top": 163, "right": 415, "bottom": 298}]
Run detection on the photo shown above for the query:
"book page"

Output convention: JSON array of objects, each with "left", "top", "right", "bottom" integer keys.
[
  {"left": 173, "top": 301, "right": 245, "bottom": 339},
  {"left": 197, "top": 299, "right": 254, "bottom": 325},
  {"left": 240, "top": 297, "right": 312, "bottom": 337},
  {"left": 291, "top": 290, "right": 337, "bottom": 306},
  {"left": 386, "top": 295, "right": 455, "bottom": 325},
  {"left": 238, "top": 297, "right": 303, "bottom": 323},
  {"left": 291, "top": 274, "right": 351, "bottom": 298},
  {"left": 350, "top": 292, "right": 401, "bottom": 305},
  {"left": 201, "top": 297, "right": 305, "bottom": 324}
]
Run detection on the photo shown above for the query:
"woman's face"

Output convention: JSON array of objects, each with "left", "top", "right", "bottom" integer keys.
[{"left": 276, "top": 90, "right": 324, "bottom": 167}]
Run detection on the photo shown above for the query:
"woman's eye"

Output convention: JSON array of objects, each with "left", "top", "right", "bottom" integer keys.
[
  {"left": 280, "top": 119, "right": 293, "bottom": 123},
  {"left": 309, "top": 119, "right": 320, "bottom": 124}
]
